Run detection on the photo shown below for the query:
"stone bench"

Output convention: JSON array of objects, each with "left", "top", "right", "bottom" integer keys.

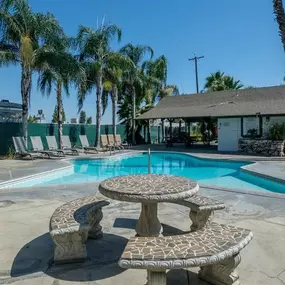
[
  {"left": 119, "top": 223, "right": 253, "bottom": 285},
  {"left": 49, "top": 196, "right": 109, "bottom": 264},
  {"left": 171, "top": 194, "right": 225, "bottom": 231}
]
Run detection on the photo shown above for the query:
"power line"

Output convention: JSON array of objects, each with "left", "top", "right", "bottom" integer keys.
[{"left": 188, "top": 55, "right": 204, "bottom": 93}]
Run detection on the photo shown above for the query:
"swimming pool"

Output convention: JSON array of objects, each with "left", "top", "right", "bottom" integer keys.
[{"left": 6, "top": 152, "right": 285, "bottom": 194}]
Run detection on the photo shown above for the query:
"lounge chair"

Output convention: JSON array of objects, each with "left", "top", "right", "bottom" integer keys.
[
  {"left": 30, "top": 136, "right": 64, "bottom": 158},
  {"left": 79, "top": 135, "right": 99, "bottom": 154},
  {"left": 107, "top": 134, "right": 121, "bottom": 150},
  {"left": 101, "top": 135, "right": 114, "bottom": 152},
  {"left": 115, "top": 134, "right": 130, "bottom": 149},
  {"left": 12, "top": 136, "right": 44, "bottom": 159},
  {"left": 46, "top": 136, "right": 74, "bottom": 156},
  {"left": 62, "top": 136, "right": 80, "bottom": 155}
]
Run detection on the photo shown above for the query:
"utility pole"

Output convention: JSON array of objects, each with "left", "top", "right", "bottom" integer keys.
[{"left": 188, "top": 55, "right": 204, "bottom": 93}]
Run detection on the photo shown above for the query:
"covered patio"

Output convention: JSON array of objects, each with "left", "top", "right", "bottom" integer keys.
[{"left": 137, "top": 86, "right": 285, "bottom": 152}]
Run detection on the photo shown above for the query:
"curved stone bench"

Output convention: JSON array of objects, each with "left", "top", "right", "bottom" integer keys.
[
  {"left": 119, "top": 223, "right": 253, "bottom": 285},
  {"left": 171, "top": 194, "right": 225, "bottom": 231},
  {"left": 49, "top": 196, "right": 109, "bottom": 264}
]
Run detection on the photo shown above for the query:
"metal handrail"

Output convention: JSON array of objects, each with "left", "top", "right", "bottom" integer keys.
[{"left": 148, "top": 148, "right": 151, "bottom": 174}]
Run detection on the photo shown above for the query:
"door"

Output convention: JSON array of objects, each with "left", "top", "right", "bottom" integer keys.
[{"left": 218, "top": 118, "right": 240, "bottom": 152}]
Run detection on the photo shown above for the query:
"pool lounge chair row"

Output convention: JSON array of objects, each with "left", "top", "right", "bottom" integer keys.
[
  {"left": 12, "top": 134, "right": 129, "bottom": 159},
  {"left": 12, "top": 136, "right": 81, "bottom": 159},
  {"left": 100, "top": 134, "right": 130, "bottom": 152}
]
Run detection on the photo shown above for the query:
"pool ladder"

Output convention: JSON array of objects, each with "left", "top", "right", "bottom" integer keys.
[{"left": 148, "top": 148, "right": 151, "bottom": 174}]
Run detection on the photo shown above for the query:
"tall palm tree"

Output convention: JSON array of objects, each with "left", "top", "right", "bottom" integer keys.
[
  {"left": 0, "top": 0, "right": 64, "bottom": 143},
  {"left": 37, "top": 41, "right": 84, "bottom": 149},
  {"left": 273, "top": 0, "right": 285, "bottom": 53},
  {"left": 143, "top": 56, "right": 179, "bottom": 143},
  {"left": 204, "top": 71, "right": 243, "bottom": 92},
  {"left": 120, "top": 44, "right": 154, "bottom": 144},
  {"left": 121, "top": 64, "right": 144, "bottom": 144},
  {"left": 102, "top": 68, "right": 122, "bottom": 138},
  {"left": 120, "top": 44, "right": 153, "bottom": 67},
  {"left": 102, "top": 54, "right": 134, "bottom": 138},
  {"left": 74, "top": 24, "right": 121, "bottom": 148}
]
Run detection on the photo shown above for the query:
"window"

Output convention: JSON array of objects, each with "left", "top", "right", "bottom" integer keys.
[{"left": 241, "top": 117, "right": 262, "bottom": 137}]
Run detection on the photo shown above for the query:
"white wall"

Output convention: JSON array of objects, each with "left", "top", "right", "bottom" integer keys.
[
  {"left": 218, "top": 118, "right": 241, "bottom": 152},
  {"left": 218, "top": 116, "right": 285, "bottom": 152}
]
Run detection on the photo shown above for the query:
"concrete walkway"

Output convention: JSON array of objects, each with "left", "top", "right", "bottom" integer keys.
[
  {"left": 0, "top": 181, "right": 285, "bottom": 285},
  {"left": 0, "top": 150, "right": 285, "bottom": 284}
]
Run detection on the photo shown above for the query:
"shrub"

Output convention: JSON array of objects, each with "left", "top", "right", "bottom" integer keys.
[{"left": 268, "top": 123, "right": 285, "bottom": 140}]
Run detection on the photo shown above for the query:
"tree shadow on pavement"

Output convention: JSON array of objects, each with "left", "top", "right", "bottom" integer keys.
[{"left": 11, "top": 232, "right": 127, "bottom": 282}]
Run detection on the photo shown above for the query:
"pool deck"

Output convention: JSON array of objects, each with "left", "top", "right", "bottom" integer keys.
[
  {"left": 0, "top": 147, "right": 285, "bottom": 284},
  {"left": 1, "top": 145, "right": 285, "bottom": 187}
]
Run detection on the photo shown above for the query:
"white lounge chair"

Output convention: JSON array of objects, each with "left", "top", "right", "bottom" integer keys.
[
  {"left": 12, "top": 136, "right": 43, "bottom": 159},
  {"left": 46, "top": 136, "right": 75, "bottom": 156},
  {"left": 62, "top": 136, "right": 80, "bottom": 155},
  {"left": 30, "top": 136, "right": 64, "bottom": 157},
  {"left": 79, "top": 135, "right": 99, "bottom": 154}
]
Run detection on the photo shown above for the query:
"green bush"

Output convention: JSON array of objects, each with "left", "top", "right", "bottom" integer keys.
[{"left": 268, "top": 123, "right": 285, "bottom": 140}]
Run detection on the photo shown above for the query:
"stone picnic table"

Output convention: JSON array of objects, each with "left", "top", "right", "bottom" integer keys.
[{"left": 99, "top": 174, "right": 199, "bottom": 236}]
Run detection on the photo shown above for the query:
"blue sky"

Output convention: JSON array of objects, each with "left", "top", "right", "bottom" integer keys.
[{"left": 1, "top": 0, "right": 284, "bottom": 123}]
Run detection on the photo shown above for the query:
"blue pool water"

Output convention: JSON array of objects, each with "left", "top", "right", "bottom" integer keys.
[{"left": 9, "top": 152, "right": 285, "bottom": 193}]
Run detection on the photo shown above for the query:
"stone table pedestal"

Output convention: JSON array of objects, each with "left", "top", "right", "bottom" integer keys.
[{"left": 99, "top": 174, "right": 199, "bottom": 237}]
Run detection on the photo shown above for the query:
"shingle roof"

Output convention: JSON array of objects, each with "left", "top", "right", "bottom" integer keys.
[{"left": 137, "top": 85, "right": 285, "bottom": 120}]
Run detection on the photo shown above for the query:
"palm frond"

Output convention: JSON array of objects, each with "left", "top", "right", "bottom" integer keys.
[
  {"left": 120, "top": 43, "right": 154, "bottom": 66},
  {"left": 37, "top": 69, "right": 54, "bottom": 97}
]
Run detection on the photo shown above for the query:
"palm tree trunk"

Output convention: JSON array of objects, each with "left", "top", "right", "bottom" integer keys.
[
  {"left": 273, "top": 0, "right": 285, "bottom": 53},
  {"left": 112, "top": 85, "right": 118, "bottom": 138},
  {"left": 21, "top": 66, "right": 32, "bottom": 147},
  {"left": 95, "top": 74, "right": 102, "bottom": 148},
  {"left": 132, "top": 86, "right": 136, "bottom": 145},
  {"left": 57, "top": 82, "right": 63, "bottom": 149}
]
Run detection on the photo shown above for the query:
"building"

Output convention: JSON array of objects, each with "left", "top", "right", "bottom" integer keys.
[
  {"left": 0, "top": 100, "right": 22, "bottom": 122},
  {"left": 137, "top": 85, "right": 285, "bottom": 152}
]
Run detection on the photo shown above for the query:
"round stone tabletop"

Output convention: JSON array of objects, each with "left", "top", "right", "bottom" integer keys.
[{"left": 99, "top": 174, "right": 199, "bottom": 203}]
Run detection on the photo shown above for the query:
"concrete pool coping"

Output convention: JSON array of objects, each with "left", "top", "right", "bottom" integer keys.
[{"left": 1, "top": 150, "right": 285, "bottom": 198}]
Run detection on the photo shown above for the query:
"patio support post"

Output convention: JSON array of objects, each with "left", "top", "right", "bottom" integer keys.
[
  {"left": 185, "top": 119, "right": 190, "bottom": 136},
  {"left": 169, "top": 119, "right": 173, "bottom": 139},
  {"left": 161, "top": 119, "right": 165, "bottom": 142}
]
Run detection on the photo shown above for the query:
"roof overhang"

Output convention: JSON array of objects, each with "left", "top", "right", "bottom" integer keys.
[{"left": 137, "top": 86, "right": 285, "bottom": 120}]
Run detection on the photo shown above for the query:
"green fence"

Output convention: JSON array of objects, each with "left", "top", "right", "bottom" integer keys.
[{"left": 0, "top": 123, "right": 160, "bottom": 155}]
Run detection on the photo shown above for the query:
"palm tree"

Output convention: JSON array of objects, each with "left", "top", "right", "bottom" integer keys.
[
  {"left": 273, "top": 0, "right": 285, "bottom": 53},
  {"left": 142, "top": 56, "right": 179, "bottom": 142},
  {"left": 74, "top": 24, "right": 122, "bottom": 148},
  {"left": 223, "top": 76, "right": 244, "bottom": 90},
  {"left": 0, "top": 0, "right": 64, "bottom": 143},
  {"left": 120, "top": 44, "right": 153, "bottom": 67},
  {"left": 102, "top": 54, "right": 134, "bottom": 139},
  {"left": 102, "top": 68, "right": 122, "bottom": 138},
  {"left": 204, "top": 71, "right": 243, "bottom": 92},
  {"left": 120, "top": 44, "right": 154, "bottom": 144},
  {"left": 37, "top": 44, "right": 83, "bottom": 149}
]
